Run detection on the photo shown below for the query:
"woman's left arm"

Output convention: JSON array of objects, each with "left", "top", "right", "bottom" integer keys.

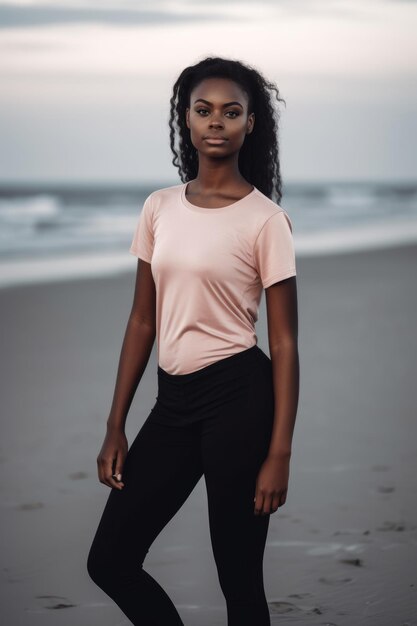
[{"left": 253, "top": 275, "right": 299, "bottom": 515}]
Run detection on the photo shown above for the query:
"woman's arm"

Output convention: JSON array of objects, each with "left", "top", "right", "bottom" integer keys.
[
  {"left": 253, "top": 275, "right": 299, "bottom": 515},
  {"left": 97, "top": 258, "right": 156, "bottom": 490},
  {"left": 265, "top": 275, "right": 299, "bottom": 458},
  {"left": 107, "top": 258, "right": 156, "bottom": 432}
]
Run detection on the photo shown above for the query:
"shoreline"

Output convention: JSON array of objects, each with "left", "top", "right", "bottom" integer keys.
[{"left": 1, "top": 239, "right": 417, "bottom": 293}]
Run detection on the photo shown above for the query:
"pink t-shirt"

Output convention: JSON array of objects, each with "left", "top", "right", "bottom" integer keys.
[{"left": 129, "top": 182, "right": 296, "bottom": 374}]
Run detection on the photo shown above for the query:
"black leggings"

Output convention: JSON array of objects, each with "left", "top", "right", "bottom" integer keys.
[{"left": 87, "top": 344, "right": 275, "bottom": 625}]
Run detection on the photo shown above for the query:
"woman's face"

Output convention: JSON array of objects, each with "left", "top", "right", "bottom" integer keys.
[{"left": 185, "top": 77, "right": 255, "bottom": 159}]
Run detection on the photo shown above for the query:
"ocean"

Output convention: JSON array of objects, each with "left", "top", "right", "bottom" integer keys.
[{"left": 0, "top": 180, "right": 416, "bottom": 288}]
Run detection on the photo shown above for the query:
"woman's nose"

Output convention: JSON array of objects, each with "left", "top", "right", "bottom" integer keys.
[{"left": 209, "top": 119, "right": 223, "bottom": 128}]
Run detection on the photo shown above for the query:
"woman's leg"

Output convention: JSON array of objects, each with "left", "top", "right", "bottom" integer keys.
[
  {"left": 201, "top": 355, "right": 274, "bottom": 626},
  {"left": 86, "top": 413, "right": 203, "bottom": 626}
]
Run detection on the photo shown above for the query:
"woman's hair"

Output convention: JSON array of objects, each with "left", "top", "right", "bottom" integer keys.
[{"left": 169, "top": 56, "right": 286, "bottom": 203}]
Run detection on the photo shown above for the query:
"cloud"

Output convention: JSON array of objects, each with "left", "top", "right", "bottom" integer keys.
[
  {"left": 0, "top": 2, "right": 235, "bottom": 29},
  {"left": 0, "top": 0, "right": 416, "bottom": 29},
  {"left": 0, "top": 0, "right": 400, "bottom": 30}
]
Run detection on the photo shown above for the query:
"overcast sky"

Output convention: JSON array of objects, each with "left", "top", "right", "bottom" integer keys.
[{"left": 0, "top": 0, "right": 416, "bottom": 184}]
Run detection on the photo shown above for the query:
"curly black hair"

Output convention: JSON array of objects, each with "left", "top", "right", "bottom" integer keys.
[{"left": 168, "top": 56, "right": 287, "bottom": 204}]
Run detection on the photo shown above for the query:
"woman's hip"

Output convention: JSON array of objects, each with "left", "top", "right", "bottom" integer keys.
[{"left": 152, "top": 344, "right": 274, "bottom": 425}]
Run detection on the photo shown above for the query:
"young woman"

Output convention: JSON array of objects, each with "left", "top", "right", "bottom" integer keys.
[{"left": 87, "top": 56, "right": 299, "bottom": 626}]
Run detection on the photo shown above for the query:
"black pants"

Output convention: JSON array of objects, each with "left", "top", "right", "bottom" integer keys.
[{"left": 87, "top": 344, "right": 275, "bottom": 625}]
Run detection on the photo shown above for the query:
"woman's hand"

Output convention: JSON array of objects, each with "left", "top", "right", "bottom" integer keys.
[
  {"left": 253, "top": 454, "right": 290, "bottom": 515},
  {"left": 96, "top": 425, "right": 128, "bottom": 490}
]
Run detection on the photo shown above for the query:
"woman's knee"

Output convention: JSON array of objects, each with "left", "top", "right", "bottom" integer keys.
[
  {"left": 86, "top": 530, "right": 132, "bottom": 591},
  {"left": 86, "top": 541, "right": 113, "bottom": 590},
  {"left": 86, "top": 528, "right": 149, "bottom": 591}
]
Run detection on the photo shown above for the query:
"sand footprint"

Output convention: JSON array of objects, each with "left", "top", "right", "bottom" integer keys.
[
  {"left": 25, "top": 595, "right": 77, "bottom": 613},
  {"left": 36, "top": 595, "right": 76, "bottom": 610},
  {"left": 377, "top": 485, "right": 396, "bottom": 493},
  {"left": 377, "top": 521, "right": 406, "bottom": 531},
  {"left": 16, "top": 502, "right": 44, "bottom": 510},
  {"left": 319, "top": 576, "right": 354, "bottom": 585},
  {"left": 371, "top": 464, "right": 391, "bottom": 472},
  {"left": 339, "top": 558, "right": 363, "bottom": 566},
  {"left": 269, "top": 599, "right": 323, "bottom": 616},
  {"left": 68, "top": 471, "right": 89, "bottom": 480}
]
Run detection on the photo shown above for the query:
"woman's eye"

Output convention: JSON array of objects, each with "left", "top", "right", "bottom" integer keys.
[{"left": 195, "top": 109, "right": 239, "bottom": 118}]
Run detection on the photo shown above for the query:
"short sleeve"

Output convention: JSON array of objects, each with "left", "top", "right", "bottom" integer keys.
[
  {"left": 129, "top": 193, "right": 154, "bottom": 262},
  {"left": 253, "top": 210, "right": 296, "bottom": 288}
]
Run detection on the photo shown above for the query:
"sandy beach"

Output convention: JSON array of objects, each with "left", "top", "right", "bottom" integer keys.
[{"left": 1, "top": 242, "right": 417, "bottom": 626}]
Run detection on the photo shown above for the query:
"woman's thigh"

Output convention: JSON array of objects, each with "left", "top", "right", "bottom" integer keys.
[
  {"left": 88, "top": 415, "right": 204, "bottom": 570},
  {"left": 200, "top": 356, "right": 274, "bottom": 587}
]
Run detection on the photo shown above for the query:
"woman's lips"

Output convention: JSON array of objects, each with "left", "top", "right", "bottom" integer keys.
[{"left": 204, "top": 138, "right": 227, "bottom": 144}]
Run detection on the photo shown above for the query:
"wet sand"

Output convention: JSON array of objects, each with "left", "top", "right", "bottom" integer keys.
[{"left": 1, "top": 243, "right": 417, "bottom": 625}]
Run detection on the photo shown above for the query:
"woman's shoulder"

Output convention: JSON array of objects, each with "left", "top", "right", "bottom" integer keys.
[
  {"left": 145, "top": 183, "right": 183, "bottom": 204},
  {"left": 251, "top": 187, "right": 293, "bottom": 231},
  {"left": 139, "top": 183, "right": 183, "bottom": 221}
]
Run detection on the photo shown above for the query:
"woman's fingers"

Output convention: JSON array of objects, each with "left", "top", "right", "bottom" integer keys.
[
  {"left": 279, "top": 489, "right": 287, "bottom": 507},
  {"left": 271, "top": 493, "right": 281, "bottom": 513},
  {"left": 97, "top": 454, "right": 110, "bottom": 487},
  {"left": 262, "top": 493, "right": 273, "bottom": 515},
  {"left": 254, "top": 493, "right": 263, "bottom": 515},
  {"left": 254, "top": 491, "right": 284, "bottom": 515},
  {"left": 112, "top": 454, "right": 125, "bottom": 488},
  {"left": 97, "top": 454, "right": 124, "bottom": 490},
  {"left": 110, "top": 473, "right": 124, "bottom": 489},
  {"left": 96, "top": 431, "right": 128, "bottom": 490},
  {"left": 254, "top": 493, "right": 269, "bottom": 515}
]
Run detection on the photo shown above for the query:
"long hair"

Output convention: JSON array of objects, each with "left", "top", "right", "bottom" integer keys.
[{"left": 168, "top": 56, "right": 286, "bottom": 204}]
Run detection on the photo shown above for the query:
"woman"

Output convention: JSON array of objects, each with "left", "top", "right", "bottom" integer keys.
[{"left": 87, "top": 56, "right": 299, "bottom": 626}]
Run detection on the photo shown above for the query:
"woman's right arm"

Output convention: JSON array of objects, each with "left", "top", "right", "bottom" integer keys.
[{"left": 97, "top": 258, "right": 156, "bottom": 490}]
